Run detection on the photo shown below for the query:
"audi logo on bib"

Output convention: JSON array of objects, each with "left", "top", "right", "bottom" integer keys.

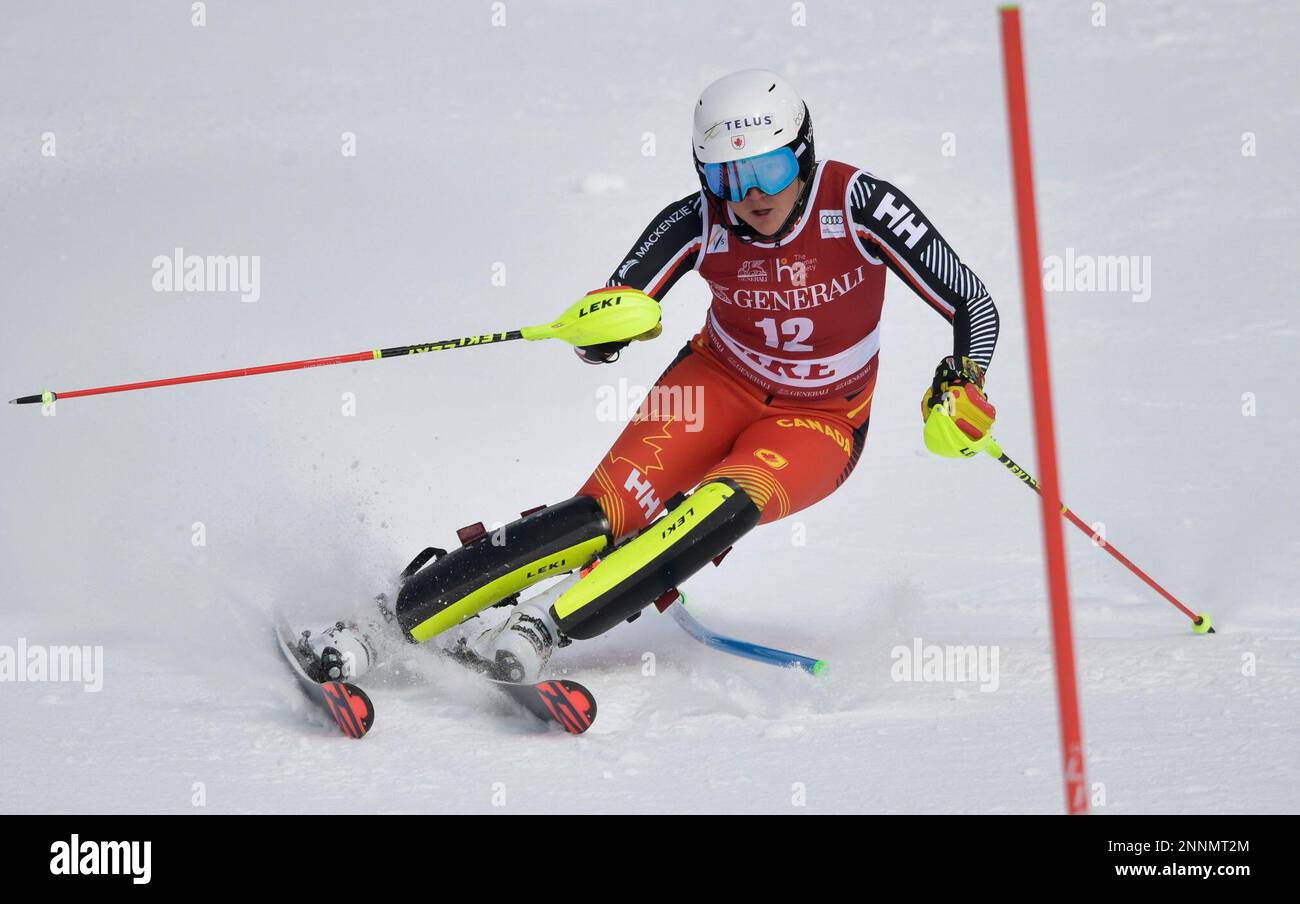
[{"left": 819, "top": 209, "right": 846, "bottom": 238}]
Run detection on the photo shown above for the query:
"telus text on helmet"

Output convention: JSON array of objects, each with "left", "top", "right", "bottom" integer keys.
[
  {"left": 705, "top": 115, "right": 774, "bottom": 139},
  {"left": 722, "top": 115, "right": 773, "bottom": 131}
]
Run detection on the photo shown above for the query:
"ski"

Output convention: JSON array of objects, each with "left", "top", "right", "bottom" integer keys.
[
  {"left": 274, "top": 622, "right": 376, "bottom": 739},
  {"left": 441, "top": 639, "right": 597, "bottom": 734},
  {"left": 490, "top": 676, "right": 597, "bottom": 734},
  {"left": 273, "top": 620, "right": 591, "bottom": 736}
]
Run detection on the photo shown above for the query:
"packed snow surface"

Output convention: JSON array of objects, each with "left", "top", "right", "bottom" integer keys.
[{"left": 1, "top": 1, "right": 1296, "bottom": 813}]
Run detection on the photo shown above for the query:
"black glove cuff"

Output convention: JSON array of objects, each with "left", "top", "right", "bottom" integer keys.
[
  {"left": 576, "top": 341, "right": 627, "bottom": 365},
  {"left": 933, "top": 355, "right": 986, "bottom": 392}
]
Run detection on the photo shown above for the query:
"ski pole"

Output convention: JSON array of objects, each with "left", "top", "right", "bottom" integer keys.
[
  {"left": 9, "top": 287, "right": 661, "bottom": 406},
  {"left": 984, "top": 438, "right": 1214, "bottom": 633}
]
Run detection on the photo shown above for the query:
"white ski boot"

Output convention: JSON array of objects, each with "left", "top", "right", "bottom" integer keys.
[
  {"left": 298, "top": 621, "right": 377, "bottom": 683},
  {"left": 468, "top": 574, "right": 576, "bottom": 684}
]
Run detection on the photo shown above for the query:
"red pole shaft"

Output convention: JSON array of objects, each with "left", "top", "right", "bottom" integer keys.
[
  {"left": 999, "top": 5, "right": 1089, "bottom": 815},
  {"left": 990, "top": 448, "right": 1202, "bottom": 624},
  {"left": 52, "top": 350, "right": 377, "bottom": 401},
  {"left": 1060, "top": 508, "right": 1199, "bottom": 622},
  {"left": 12, "top": 330, "right": 528, "bottom": 405}
]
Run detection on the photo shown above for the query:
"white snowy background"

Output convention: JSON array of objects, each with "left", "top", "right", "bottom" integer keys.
[{"left": 1, "top": 0, "right": 1296, "bottom": 814}]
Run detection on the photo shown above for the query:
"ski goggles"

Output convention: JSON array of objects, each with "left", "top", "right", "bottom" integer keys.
[{"left": 702, "top": 146, "right": 800, "bottom": 203}]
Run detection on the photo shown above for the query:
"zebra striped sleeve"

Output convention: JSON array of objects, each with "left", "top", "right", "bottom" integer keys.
[{"left": 847, "top": 171, "right": 1000, "bottom": 371}]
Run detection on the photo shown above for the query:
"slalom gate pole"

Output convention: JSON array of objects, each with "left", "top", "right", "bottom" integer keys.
[{"left": 999, "top": 4, "right": 1089, "bottom": 815}]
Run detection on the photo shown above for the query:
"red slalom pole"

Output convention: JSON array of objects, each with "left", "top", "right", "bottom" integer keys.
[{"left": 999, "top": 5, "right": 1089, "bottom": 815}]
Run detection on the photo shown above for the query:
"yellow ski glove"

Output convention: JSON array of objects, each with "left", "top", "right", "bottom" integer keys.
[{"left": 920, "top": 356, "right": 997, "bottom": 458}]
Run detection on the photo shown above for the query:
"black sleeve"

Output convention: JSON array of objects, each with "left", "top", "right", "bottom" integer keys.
[
  {"left": 604, "top": 192, "right": 705, "bottom": 300},
  {"left": 847, "top": 173, "right": 1000, "bottom": 372}
]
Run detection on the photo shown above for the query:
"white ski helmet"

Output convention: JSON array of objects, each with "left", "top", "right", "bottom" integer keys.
[{"left": 691, "top": 69, "right": 816, "bottom": 238}]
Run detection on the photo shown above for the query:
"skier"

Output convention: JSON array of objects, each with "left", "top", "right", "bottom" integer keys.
[{"left": 297, "top": 69, "right": 1001, "bottom": 686}]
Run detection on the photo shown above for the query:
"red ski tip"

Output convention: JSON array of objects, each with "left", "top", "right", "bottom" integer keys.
[
  {"left": 536, "top": 680, "right": 596, "bottom": 734},
  {"left": 320, "top": 681, "right": 375, "bottom": 738}
]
